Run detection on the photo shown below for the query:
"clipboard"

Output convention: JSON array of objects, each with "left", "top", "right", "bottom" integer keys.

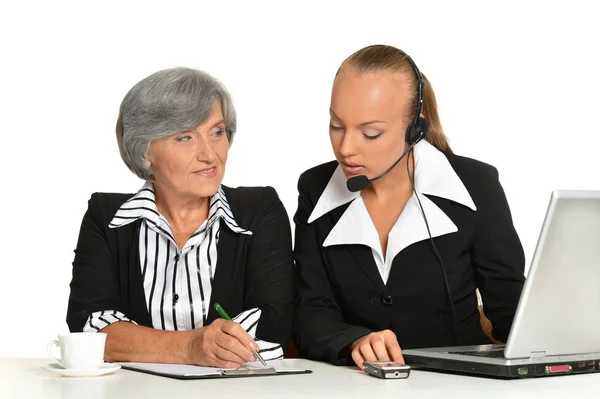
[{"left": 119, "top": 361, "right": 312, "bottom": 380}]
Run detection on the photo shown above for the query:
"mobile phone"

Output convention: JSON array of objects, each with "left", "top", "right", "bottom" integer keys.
[{"left": 363, "top": 361, "right": 411, "bottom": 379}]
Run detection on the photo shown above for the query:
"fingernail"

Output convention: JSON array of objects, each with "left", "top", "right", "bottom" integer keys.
[
  {"left": 250, "top": 355, "right": 256, "bottom": 362},
  {"left": 250, "top": 342, "right": 259, "bottom": 351}
]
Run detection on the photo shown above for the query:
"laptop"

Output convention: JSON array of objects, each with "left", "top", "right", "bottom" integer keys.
[{"left": 403, "top": 190, "right": 600, "bottom": 378}]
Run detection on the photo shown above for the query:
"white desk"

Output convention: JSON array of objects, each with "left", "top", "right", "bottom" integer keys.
[{"left": 2, "top": 358, "right": 599, "bottom": 398}]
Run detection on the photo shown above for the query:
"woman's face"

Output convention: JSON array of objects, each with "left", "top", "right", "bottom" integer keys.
[
  {"left": 147, "top": 102, "right": 229, "bottom": 199},
  {"left": 329, "top": 67, "right": 412, "bottom": 179}
]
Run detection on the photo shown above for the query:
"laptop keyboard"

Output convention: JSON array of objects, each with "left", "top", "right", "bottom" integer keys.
[{"left": 448, "top": 350, "right": 506, "bottom": 358}]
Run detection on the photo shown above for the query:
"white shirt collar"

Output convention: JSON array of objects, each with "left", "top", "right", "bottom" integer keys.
[
  {"left": 109, "top": 182, "right": 252, "bottom": 237},
  {"left": 308, "top": 140, "right": 476, "bottom": 282},
  {"left": 309, "top": 140, "right": 476, "bottom": 223}
]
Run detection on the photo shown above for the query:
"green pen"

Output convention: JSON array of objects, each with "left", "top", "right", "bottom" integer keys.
[{"left": 214, "top": 303, "right": 267, "bottom": 366}]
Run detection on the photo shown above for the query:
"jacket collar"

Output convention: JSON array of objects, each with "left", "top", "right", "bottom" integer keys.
[
  {"left": 307, "top": 140, "right": 476, "bottom": 264},
  {"left": 109, "top": 182, "right": 251, "bottom": 248}
]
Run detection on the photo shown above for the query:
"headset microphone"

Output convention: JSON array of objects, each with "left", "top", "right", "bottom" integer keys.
[
  {"left": 342, "top": 50, "right": 463, "bottom": 345},
  {"left": 346, "top": 129, "right": 425, "bottom": 192},
  {"left": 345, "top": 52, "right": 428, "bottom": 193}
]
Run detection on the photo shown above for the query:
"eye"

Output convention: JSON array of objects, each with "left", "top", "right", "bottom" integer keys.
[
  {"left": 363, "top": 132, "right": 384, "bottom": 140},
  {"left": 211, "top": 128, "right": 225, "bottom": 139},
  {"left": 176, "top": 134, "right": 192, "bottom": 142},
  {"left": 329, "top": 123, "right": 344, "bottom": 132}
]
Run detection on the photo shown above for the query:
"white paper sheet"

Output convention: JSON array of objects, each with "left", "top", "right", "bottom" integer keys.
[{"left": 119, "top": 360, "right": 307, "bottom": 377}]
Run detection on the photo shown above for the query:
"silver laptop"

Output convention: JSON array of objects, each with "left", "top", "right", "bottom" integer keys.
[{"left": 403, "top": 190, "right": 600, "bottom": 378}]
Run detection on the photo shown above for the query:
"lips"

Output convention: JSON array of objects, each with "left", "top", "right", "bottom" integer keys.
[
  {"left": 340, "top": 160, "right": 364, "bottom": 175},
  {"left": 194, "top": 167, "right": 217, "bottom": 178}
]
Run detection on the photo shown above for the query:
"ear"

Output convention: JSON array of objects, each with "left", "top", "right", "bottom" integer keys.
[
  {"left": 144, "top": 155, "right": 156, "bottom": 182},
  {"left": 225, "top": 130, "right": 233, "bottom": 147},
  {"left": 144, "top": 145, "right": 153, "bottom": 168}
]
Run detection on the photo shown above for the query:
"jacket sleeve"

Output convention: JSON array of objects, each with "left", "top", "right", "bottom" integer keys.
[
  {"left": 293, "top": 174, "right": 371, "bottom": 365},
  {"left": 471, "top": 167, "right": 526, "bottom": 342},
  {"left": 244, "top": 187, "right": 295, "bottom": 347},
  {"left": 66, "top": 194, "right": 129, "bottom": 332}
]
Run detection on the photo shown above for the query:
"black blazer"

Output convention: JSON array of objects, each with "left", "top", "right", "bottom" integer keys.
[
  {"left": 67, "top": 186, "right": 295, "bottom": 346},
  {"left": 293, "top": 156, "right": 526, "bottom": 365}
]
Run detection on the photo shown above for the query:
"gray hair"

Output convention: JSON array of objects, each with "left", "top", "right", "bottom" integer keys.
[{"left": 116, "top": 67, "right": 237, "bottom": 181}]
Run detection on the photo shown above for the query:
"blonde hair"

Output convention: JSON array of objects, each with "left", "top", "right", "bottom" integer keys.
[{"left": 338, "top": 45, "right": 451, "bottom": 153}]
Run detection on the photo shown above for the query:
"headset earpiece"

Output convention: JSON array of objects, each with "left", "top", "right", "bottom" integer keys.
[
  {"left": 401, "top": 53, "right": 427, "bottom": 146},
  {"left": 406, "top": 116, "right": 428, "bottom": 145}
]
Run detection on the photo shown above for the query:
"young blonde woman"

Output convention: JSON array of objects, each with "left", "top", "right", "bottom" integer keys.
[{"left": 293, "top": 45, "right": 525, "bottom": 368}]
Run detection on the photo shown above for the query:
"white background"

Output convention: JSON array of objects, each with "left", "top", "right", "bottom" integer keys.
[{"left": 1, "top": 0, "right": 598, "bottom": 357}]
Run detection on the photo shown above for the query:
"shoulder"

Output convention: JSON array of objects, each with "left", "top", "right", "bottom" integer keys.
[
  {"left": 297, "top": 160, "right": 338, "bottom": 204},
  {"left": 221, "top": 185, "right": 287, "bottom": 227},
  {"left": 445, "top": 153, "right": 499, "bottom": 181},
  {"left": 445, "top": 154, "right": 498, "bottom": 191},
  {"left": 87, "top": 192, "right": 135, "bottom": 223},
  {"left": 445, "top": 152, "right": 504, "bottom": 205},
  {"left": 221, "top": 185, "right": 281, "bottom": 207}
]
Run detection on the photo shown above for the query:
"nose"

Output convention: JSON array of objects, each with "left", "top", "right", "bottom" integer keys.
[
  {"left": 338, "top": 130, "right": 359, "bottom": 158},
  {"left": 195, "top": 137, "right": 217, "bottom": 163}
]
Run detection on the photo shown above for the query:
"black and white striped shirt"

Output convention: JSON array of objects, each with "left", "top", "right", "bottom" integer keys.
[{"left": 83, "top": 182, "right": 283, "bottom": 359}]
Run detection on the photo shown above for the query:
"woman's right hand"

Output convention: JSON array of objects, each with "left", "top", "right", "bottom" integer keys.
[
  {"left": 349, "top": 329, "right": 405, "bottom": 369},
  {"left": 187, "top": 319, "right": 260, "bottom": 368}
]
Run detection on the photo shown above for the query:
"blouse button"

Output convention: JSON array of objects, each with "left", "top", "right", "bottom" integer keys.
[{"left": 381, "top": 295, "right": 393, "bottom": 306}]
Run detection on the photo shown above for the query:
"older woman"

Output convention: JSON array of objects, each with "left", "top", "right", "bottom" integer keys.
[{"left": 67, "top": 67, "right": 294, "bottom": 368}]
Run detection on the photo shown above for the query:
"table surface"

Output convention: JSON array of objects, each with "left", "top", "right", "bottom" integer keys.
[{"left": 2, "top": 358, "right": 600, "bottom": 399}]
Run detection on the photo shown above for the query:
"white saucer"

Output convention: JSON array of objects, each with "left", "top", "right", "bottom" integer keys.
[{"left": 42, "top": 362, "right": 121, "bottom": 377}]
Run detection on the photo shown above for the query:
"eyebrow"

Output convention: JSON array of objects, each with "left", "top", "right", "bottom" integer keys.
[
  {"left": 180, "top": 119, "right": 226, "bottom": 134},
  {"left": 329, "top": 108, "right": 386, "bottom": 127}
]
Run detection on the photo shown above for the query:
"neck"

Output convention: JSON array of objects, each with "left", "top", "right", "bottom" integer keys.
[
  {"left": 152, "top": 182, "right": 210, "bottom": 229},
  {"left": 362, "top": 152, "right": 415, "bottom": 201}
]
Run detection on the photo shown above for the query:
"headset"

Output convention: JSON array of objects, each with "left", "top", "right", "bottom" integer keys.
[
  {"left": 403, "top": 51, "right": 462, "bottom": 345},
  {"left": 354, "top": 49, "right": 462, "bottom": 345},
  {"left": 402, "top": 53, "right": 428, "bottom": 146},
  {"left": 346, "top": 52, "right": 428, "bottom": 191}
]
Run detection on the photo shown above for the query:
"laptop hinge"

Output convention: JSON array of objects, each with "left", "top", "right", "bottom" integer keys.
[{"left": 530, "top": 351, "right": 546, "bottom": 358}]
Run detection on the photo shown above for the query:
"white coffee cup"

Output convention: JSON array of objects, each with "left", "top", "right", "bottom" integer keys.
[{"left": 47, "top": 332, "right": 107, "bottom": 370}]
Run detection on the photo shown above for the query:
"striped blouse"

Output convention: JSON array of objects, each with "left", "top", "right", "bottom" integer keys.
[{"left": 83, "top": 182, "right": 283, "bottom": 360}]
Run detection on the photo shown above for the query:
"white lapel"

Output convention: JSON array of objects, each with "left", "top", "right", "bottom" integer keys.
[
  {"left": 308, "top": 140, "right": 477, "bottom": 264},
  {"left": 413, "top": 140, "right": 476, "bottom": 211},
  {"left": 308, "top": 166, "right": 359, "bottom": 224},
  {"left": 322, "top": 195, "right": 382, "bottom": 257},
  {"left": 384, "top": 141, "right": 477, "bottom": 261},
  {"left": 385, "top": 192, "right": 458, "bottom": 261}
]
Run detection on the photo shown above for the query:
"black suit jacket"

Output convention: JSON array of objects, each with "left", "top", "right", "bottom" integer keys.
[
  {"left": 293, "top": 156, "right": 525, "bottom": 365},
  {"left": 67, "top": 186, "right": 295, "bottom": 346}
]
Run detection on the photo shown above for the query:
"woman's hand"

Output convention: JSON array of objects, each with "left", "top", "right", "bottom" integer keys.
[
  {"left": 187, "top": 319, "right": 260, "bottom": 368},
  {"left": 350, "top": 329, "right": 404, "bottom": 369}
]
